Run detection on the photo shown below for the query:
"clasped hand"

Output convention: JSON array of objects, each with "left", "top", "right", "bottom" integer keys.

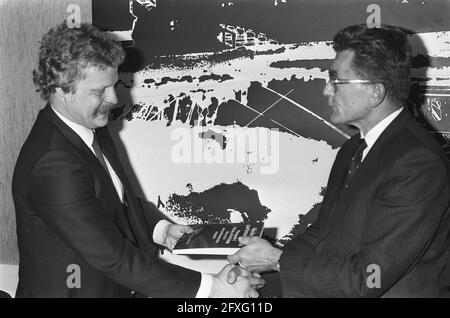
[
  {"left": 163, "top": 225, "right": 270, "bottom": 298},
  {"left": 209, "top": 264, "right": 265, "bottom": 298},
  {"left": 211, "top": 236, "right": 284, "bottom": 297},
  {"left": 227, "top": 236, "right": 283, "bottom": 273}
]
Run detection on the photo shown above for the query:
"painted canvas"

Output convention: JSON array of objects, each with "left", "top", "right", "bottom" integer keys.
[{"left": 92, "top": 0, "right": 450, "bottom": 272}]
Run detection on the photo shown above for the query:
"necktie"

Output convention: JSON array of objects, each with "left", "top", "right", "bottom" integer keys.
[
  {"left": 92, "top": 131, "right": 127, "bottom": 207},
  {"left": 343, "top": 138, "right": 367, "bottom": 189},
  {"left": 92, "top": 131, "right": 109, "bottom": 173}
]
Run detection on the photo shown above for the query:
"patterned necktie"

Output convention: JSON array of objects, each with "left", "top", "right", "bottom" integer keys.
[
  {"left": 343, "top": 138, "right": 367, "bottom": 189},
  {"left": 92, "top": 131, "right": 109, "bottom": 173}
]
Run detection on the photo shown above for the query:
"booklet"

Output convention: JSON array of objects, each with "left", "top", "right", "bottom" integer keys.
[{"left": 172, "top": 222, "right": 264, "bottom": 255}]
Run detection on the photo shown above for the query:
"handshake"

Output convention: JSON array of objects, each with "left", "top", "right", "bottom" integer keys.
[
  {"left": 165, "top": 224, "right": 283, "bottom": 298},
  {"left": 209, "top": 236, "right": 284, "bottom": 298}
]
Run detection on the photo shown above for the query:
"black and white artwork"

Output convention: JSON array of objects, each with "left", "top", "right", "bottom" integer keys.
[{"left": 93, "top": 0, "right": 450, "bottom": 271}]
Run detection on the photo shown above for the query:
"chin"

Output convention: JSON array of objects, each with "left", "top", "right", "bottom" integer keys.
[
  {"left": 331, "top": 111, "right": 348, "bottom": 125},
  {"left": 330, "top": 115, "right": 340, "bottom": 125},
  {"left": 94, "top": 116, "right": 109, "bottom": 128}
]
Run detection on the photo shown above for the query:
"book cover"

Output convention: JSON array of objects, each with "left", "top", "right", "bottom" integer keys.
[{"left": 172, "top": 223, "right": 264, "bottom": 255}]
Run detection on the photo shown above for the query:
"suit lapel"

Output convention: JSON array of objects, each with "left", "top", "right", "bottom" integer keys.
[
  {"left": 43, "top": 105, "right": 151, "bottom": 248},
  {"left": 318, "top": 109, "right": 411, "bottom": 242},
  {"left": 42, "top": 105, "right": 124, "bottom": 212},
  {"left": 95, "top": 128, "right": 128, "bottom": 185},
  {"left": 343, "top": 108, "right": 410, "bottom": 195},
  {"left": 329, "top": 135, "right": 361, "bottom": 203},
  {"left": 95, "top": 127, "right": 152, "bottom": 249}
]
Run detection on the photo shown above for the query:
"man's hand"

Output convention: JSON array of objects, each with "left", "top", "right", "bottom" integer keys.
[
  {"left": 163, "top": 224, "right": 193, "bottom": 250},
  {"left": 226, "top": 265, "right": 266, "bottom": 289},
  {"left": 228, "top": 237, "right": 283, "bottom": 273},
  {"left": 209, "top": 264, "right": 263, "bottom": 298}
]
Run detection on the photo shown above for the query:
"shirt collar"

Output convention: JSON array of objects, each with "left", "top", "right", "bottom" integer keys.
[
  {"left": 361, "top": 107, "right": 403, "bottom": 150},
  {"left": 51, "top": 106, "right": 94, "bottom": 149}
]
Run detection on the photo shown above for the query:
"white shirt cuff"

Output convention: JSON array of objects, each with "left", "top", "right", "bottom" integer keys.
[
  {"left": 152, "top": 220, "right": 171, "bottom": 246},
  {"left": 195, "top": 273, "right": 213, "bottom": 298}
]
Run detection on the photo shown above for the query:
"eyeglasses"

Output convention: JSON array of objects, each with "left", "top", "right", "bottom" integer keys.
[
  {"left": 328, "top": 79, "right": 374, "bottom": 91},
  {"left": 327, "top": 69, "right": 378, "bottom": 91}
]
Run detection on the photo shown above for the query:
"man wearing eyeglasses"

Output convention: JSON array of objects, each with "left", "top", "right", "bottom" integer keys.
[{"left": 228, "top": 24, "right": 450, "bottom": 297}]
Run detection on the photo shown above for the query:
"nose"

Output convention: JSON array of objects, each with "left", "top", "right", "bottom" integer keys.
[
  {"left": 323, "top": 80, "right": 334, "bottom": 97},
  {"left": 105, "top": 87, "right": 118, "bottom": 105}
]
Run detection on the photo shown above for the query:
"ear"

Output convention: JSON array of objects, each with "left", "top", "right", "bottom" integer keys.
[
  {"left": 370, "top": 83, "right": 385, "bottom": 107},
  {"left": 55, "top": 87, "right": 66, "bottom": 97}
]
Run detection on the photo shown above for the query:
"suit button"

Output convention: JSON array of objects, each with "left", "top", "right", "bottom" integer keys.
[{"left": 131, "top": 290, "right": 136, "bottom": 295}]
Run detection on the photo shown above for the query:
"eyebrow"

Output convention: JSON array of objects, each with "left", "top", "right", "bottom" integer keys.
[{"left": 91, "top": 78, "right": 120, "bottom": 91}]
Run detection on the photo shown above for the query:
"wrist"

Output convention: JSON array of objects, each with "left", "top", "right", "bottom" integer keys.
[{"left": 268, "top": 247, "right": 282, "bottom": 271}]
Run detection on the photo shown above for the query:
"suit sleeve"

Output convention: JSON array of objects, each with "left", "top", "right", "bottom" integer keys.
[
  {"left": 29, "top": 150, "right": 201, "bottom": 297},
  {"left": 137, "top": 197, "right": 172, "bottom": 234},
  {"left": 279, "top": 147, "right": 450, "bottom": 297}
]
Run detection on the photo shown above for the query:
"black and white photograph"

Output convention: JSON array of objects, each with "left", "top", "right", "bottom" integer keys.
[{"left": 0, "top": 0, "right": 449, "bottom": 300}]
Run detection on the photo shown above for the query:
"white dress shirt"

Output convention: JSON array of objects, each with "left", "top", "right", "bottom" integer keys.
[
  {"left": 51, "top": 107, "right": 212, "bottom": 297},
  {"left": 360, "top": 107, "right": 403, "bottom": 161}
]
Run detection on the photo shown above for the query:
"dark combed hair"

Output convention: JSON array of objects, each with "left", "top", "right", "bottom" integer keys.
[
  {"left": 33, "top": 22, "right": 125, "bottom": 100},
  {"left": 333, "top": 24, "right": 412, "bottom": 106}
]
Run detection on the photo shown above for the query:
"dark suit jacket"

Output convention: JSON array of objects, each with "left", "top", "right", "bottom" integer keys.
[
  {"left": 12, "top": 104, "right": 201, "bottom": 297},
  {"left": 278, "top": 109, "right": 450, "bottom": 297}
]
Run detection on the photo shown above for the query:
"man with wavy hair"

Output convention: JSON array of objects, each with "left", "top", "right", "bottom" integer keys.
[
  {"left": 229, "top": 24, "right": 450, "bottom": 297},
  {"left": 12, "top": 22, "right": 263, "bottom": 298}
]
